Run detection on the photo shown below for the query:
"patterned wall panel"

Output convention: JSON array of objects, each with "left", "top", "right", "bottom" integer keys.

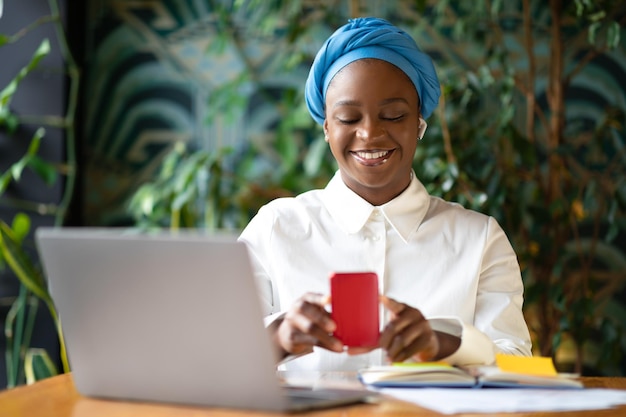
[{"left": 83, "top": 0, "right": 310, "bottom": 225}]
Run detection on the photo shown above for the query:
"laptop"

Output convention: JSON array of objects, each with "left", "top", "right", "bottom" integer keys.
[{"left": 35, "top": 227, "right": 372, "bottom": 412}]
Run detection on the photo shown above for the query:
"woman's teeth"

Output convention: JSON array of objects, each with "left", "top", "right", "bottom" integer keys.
[{"left": 355, "top": 150, "right": 389, "bottom": 159}]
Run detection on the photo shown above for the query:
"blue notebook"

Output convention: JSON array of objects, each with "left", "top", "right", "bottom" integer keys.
[{"left": 358, "top": 360, "right": 583, "bottom": 389}]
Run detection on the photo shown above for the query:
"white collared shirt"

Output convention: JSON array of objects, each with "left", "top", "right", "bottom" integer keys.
[{"left": 239, "top": 171, "right": 532, "bottom": 371}]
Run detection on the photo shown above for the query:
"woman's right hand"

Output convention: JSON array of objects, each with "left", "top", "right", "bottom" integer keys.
[{"left": 271, "top": 292, "right": 344, "bottom": 359}]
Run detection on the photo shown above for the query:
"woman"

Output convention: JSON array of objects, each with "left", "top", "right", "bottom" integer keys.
[{"left": 239, "top": 17, "right": 531, "bottom": 372}]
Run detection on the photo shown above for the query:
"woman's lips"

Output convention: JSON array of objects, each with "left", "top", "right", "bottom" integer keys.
[{"left": 351, "top": 149, "right": 393, "bottom": 166}]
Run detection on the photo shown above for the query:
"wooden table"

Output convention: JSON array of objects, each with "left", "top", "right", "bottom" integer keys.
[{"left": 1, "top": 373, "right": 625, "bottom": 416}]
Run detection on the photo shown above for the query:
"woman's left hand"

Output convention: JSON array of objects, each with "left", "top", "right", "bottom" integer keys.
[{"left": 378, "top": 295, "right": 441, "bottom": 363}]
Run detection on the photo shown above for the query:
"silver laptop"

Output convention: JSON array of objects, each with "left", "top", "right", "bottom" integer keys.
[{"left": 35, "top": 227, "right": 371, "bottom": 412}]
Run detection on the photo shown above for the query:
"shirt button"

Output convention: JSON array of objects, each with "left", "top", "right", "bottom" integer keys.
[{"left": 371, "top": 235, "right": 380, "bottom": 241}]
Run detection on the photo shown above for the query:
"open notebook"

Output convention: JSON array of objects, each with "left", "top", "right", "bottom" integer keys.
[{"left": 35, "top": 228, "right": 372, "bottom": 412}]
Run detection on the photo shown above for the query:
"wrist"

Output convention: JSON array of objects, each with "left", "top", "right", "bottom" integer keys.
[
  {"left": 433, "top": 330, "right": 461, "bottom": 360},
  {"left": 267, "top": 317, "right": 290, "bottom": 360}
]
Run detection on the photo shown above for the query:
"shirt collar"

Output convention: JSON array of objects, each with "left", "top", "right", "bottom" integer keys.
[{"left": 321, "top": 171, "right": 431, "bottom": 242}]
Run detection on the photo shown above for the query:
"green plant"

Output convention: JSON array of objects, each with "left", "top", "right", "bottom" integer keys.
[
  {"left": 127, "top": 0, "right": 625, "bottom": 376},
  {"left": 128, "top": 143, "right": 241, "bottom": 230},
  {"left": 409, "top": 0, "right": 626, "bottom": 375},
  {"left": 0, "top": 217, "right": 68, "bottom": 386},
  {"left": 127, "top": 135, "right": 335, "bottom": 231},
  {"left": 0, "top": 0, "right": 79, "bottom": 386}
]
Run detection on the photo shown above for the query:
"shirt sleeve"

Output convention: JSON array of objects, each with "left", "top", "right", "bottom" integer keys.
[
  {"left": 473, "top": 217, "right": 532, "bottom": 358},
  {"left": 441, "top": 216, "right": 532, "bottom": 365},
  {"left": 238, "top": 206, "right": 279, "bottom": 316},
  {"left": 429, "top": 318, "right": 496, "bottom": 365},
  {"left": 426, "top": 216, "right": 532, "bottom": 366}
]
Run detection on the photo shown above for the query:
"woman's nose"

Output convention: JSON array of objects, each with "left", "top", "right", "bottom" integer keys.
[{"left": 356, "top": 118, "right": 385, "bottom": 141}]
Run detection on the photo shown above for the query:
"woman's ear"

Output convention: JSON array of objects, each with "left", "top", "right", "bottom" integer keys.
[{"left": 323, "top": 120, "right": 330, "bottom": 142}]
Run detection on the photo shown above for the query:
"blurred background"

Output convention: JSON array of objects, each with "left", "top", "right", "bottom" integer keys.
[{"left": 1, "top": 0, "right": 625, "bottom": 388}]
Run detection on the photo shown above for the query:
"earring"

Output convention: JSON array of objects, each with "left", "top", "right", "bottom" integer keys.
[{"left": 417, "top": 118, "right": 427, "bottom": 140}]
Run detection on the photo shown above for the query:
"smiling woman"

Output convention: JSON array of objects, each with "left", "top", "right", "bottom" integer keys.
[
  {"left": 238, "top": 17, "right": 532, "bottom": 374},
  {"left": 323, "top": 59, "right": 421, "bottom": 206}
]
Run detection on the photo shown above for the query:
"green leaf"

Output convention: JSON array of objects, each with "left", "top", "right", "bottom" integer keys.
[
  {"left": 0, "top": 34, "right": 8, "bottom": 47},
  {"left": 0, "top": 169, "right": 12, "bottom": 195},
  {"left": 135, "top": 190, "right": 156, "bottom": 216},
  {"left": 11, "top": 213, "right": 31, "bottom": 242},
  {"left": 0, "top": 80, "right": 16, "bottom": 108},
  {"left": 0, "top": 111, "right": 19, "bottom": 132},
  {"left": 10, "top": 156, "right": 28, "bottom": 182},
  {"left": 28, "top": 38, "right": 50, "bottom": 69},
  {"left": 171, "top": 186, "right": 196, "bottom": 211},
  {"left": 0, "top": 221, "right": 51, "bottom": 304},
  {"left": 607, "top": 21, "right": 620, "bottom": 49},
  {"left": 27, "top": 127, "right": 44, "bottom": 154},
  {"left": 25, "top": 348, "right": 59, "bottom": 384},
  {"left": 275, "top": 129, "right": 298, "bottom": 170},
  {"left": 28, "top": 155, "right": 58, "bottom": 186},
  {"left": 303, "top": 137, "right": 328, "bottom": 177},
  {"left": 0, "top": 39, "right": 50, "bottom": 111},
  {"left": 0, "top": 128, "right": 45, "bottom": 189},
  {"left": 574, "top": 0, "right": 584, "bottom": 16},
  {"left": 158, "top": 142, "right": 184, "bottom": 180},
  {"left": 588, "top": 10, "right": 606, "bottom": 22},
  {"left": 588, "top": 21, "right": 600, "bottom": 44},
  {"left": 490, "top": 0, "right": 502, "bottom": 18},
  {"left": 4, "top": 285, "right": 28, "bottom": 388}
]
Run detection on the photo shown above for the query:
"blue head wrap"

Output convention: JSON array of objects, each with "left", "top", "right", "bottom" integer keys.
[{"left": 305, "top": 17, "right": 440, "bottom": 125}]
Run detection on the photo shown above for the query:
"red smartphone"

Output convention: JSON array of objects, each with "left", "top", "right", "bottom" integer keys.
[{"left": 329, "top": 272, "right": 380, "bottom": 347}]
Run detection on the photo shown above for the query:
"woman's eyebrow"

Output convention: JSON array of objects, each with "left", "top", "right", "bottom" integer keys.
[
  {"left": 332, "top": 97, "right": 410, "bottom": 108},
  {"left": 332, "top": 99, "right": 360, "bottom": 108},
  {"left": 379, "top": 97, "right": 410, "bottom": 106}
]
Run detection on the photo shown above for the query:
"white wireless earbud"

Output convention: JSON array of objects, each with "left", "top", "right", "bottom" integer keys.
[{"left": 417, "top": 118, "right": 427, "bottom": 140}]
